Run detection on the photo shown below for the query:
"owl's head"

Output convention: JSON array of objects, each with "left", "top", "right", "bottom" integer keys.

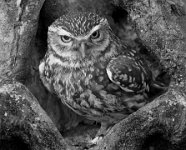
[{"left": 48, "top": 12, "right": 115, "bottom": 67}]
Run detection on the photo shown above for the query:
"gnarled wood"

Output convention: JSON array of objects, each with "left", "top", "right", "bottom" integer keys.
[
  {"left": 0, "top": 0, "right": 186, "bottom": 149},
  {"left": 0, "top": 80, "right": 70, "bottom": 150},
  {"left": 0, "top": 1, "right": 71, "bottom": 150}
]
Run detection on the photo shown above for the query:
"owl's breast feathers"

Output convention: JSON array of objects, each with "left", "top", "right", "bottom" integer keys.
[{"left": 39, "top": 51, "right": 152, "bottom": 123}]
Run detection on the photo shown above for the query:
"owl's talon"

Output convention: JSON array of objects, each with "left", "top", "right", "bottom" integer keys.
[{"left": 90, "top": 136, "right": 103, "bottom": 145}]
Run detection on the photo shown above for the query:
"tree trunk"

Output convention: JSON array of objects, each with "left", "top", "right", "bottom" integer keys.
[
  {"left": 0, "top": 80, "right": 70, "bottom": 150},
  {"left": 0, "top": 1, "right": 70, "bottom": 150},
  {"left": 0, "top": 0, "right": 43, "bottom": 81},
  {"left": 0, "top": 0, "right": 186, "bottom": 150}
]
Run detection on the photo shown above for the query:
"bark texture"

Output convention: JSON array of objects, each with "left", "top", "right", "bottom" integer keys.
[
  {"left": 0, "top": 0, "right": 70, "bottom": 150},
  {"left": 0, "top": 80, "right": 70, "bottom": 150},
  {"left": 0, "top": 0, "right": 44, "bottom": 82},
  {"left": 0, "top": 0, "right": 186, "bottom": 150}
]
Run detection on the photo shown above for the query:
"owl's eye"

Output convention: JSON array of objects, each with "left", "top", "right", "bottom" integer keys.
[
  {"left": 90, "top": 30, "right": 100, "bottom": 40},
  {"left": 60, "top": 35, "right": 72, "bottom": 43}
]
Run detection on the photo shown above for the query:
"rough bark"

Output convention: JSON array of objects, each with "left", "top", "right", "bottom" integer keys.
[
  {"left": 0, "top": 0, "right": 44, "bottom": 82},
  {"left": 0, "top": 0, "right": 186, "bottom": 150},
  {"left": 0, "top": 80, "right": 70, "bottom": 150},
  {"left": 0, "top": 1, "right": 70, "bottom": 150},
  {"left": 95, "top": 0, "right": 186, "bottom": 149}
]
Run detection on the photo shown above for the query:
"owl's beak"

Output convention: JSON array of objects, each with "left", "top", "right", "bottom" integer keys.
[{"left": 79, "top": 42, "right": 85, "bottom": 58}]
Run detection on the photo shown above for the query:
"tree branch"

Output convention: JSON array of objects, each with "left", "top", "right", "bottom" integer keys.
[{"left": 0, "top": 80, "right": 71, "bottom": 150}]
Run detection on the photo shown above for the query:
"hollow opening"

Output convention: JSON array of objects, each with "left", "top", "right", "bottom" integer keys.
[
  {"left": 0, "top": 136, "right": 31, "bottom": 150},
  {"left": 29, "top": 1, "right": 171, "bottom": 148},
  {"left": 141, "top": 133, "right": 183, "bottom": 150}
]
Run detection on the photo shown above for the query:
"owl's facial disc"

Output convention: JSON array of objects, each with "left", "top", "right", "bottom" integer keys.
[{"left": 48, "top": 17, "right": 110, "bottom": 65}]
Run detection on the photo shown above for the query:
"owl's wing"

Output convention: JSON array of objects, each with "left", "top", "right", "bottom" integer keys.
[
  {"left": 39, "top": 60, "right": 55, "bottom": 93},
  {"left": 106, "top": 54, "right": 152, "bottom": 93}
]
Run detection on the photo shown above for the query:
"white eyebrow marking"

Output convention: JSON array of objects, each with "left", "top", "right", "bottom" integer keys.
[
  {"left": 49, "top": 26, "right": 74, "bottom": 37},
  {"left": 75, "top": 18, "right": 108, "bottom": 41},
  {"left": 57, "top": 29, "right": 73, "bottom": 37},
  {"left": 75, "top": 24, "right": 101, "bottom": 40}
]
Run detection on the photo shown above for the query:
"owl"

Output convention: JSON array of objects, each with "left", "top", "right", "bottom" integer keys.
[{"left": 39, "top": 12, "right": 165, "bottom": 144}]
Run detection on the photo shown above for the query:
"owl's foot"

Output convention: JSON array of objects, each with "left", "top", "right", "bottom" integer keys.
[
  {"left": 90, "top": 136, "right": 103, "bottom": 145},
  {"left": 72, "top": 138, "right": 102, "bottom": 149},
  {"left": 89, "top": 122, "right": 112, "bottom": 145}
]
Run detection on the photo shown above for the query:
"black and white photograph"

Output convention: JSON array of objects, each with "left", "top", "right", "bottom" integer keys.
[{"left": 0, "top": 0, "right": 186, "bottom": 150}]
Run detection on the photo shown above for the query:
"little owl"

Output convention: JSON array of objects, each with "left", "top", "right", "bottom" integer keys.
[{"left": 39, "top": 11, "right": 165, "bottom": 144}]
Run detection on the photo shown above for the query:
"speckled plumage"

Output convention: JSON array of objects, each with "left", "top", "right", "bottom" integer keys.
[
  {"left": 39, "top": 11, "right": 156, "bottom": 142},
  {"left": 51, "top": 12, "right": 103, "bottom": 36}
]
